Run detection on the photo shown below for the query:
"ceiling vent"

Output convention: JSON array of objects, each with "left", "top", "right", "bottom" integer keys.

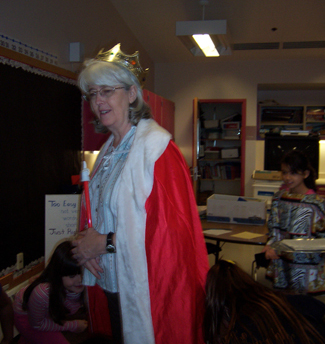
[
  {"left": 233, "top": 42, "right": 280, "bottom": 50},
  {"left": 233, "top": 41, "right": 325, "bottom": 51},
  {"left": 283, "top": 41, "right": 325, "bottom": 49}
]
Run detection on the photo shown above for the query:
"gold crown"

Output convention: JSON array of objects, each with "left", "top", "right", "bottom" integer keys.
[{"left": 95, "top": 43, "right": 148, "bottom": 88}]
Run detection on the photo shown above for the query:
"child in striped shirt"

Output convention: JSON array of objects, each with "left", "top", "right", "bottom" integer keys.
[{"left": 13, "top": 241, "right": 88, "bottom": 344}]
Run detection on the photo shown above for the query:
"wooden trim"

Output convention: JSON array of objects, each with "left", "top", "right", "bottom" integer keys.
[
  {"left": 0, "top": 46, "right": 77, "bottom": 80},
  {"left": 0, "top": 262, "right": 45, "bottom": 290},
  {"left": 195, "top": 98, "right": 247, "bottom": 196},
  {"left": 240, "top": 99, "right": 247, "bottom": 196},
  {"left": 0, "top": 273, "right": 13, "bottom": 289}
]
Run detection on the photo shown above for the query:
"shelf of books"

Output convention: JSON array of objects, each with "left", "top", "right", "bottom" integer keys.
[
  {"left": 258, "top": 105, "right": 304, "bottom": 139},
  {"left": 199, "top": 160, "right": 241, "bottom": 180},
  {"left": 305, "top": 106, "right": 325, "bottom": 138},
  {"left": 193, "top": 99, "right": 246, "bottom": 203},
  {"left": 257, "top": 104, "right": 325, "bottom": 139}
]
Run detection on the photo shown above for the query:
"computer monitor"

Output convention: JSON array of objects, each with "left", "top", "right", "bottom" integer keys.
[{"left": 264, "top": 135, "right": 319, "bottom": 179}]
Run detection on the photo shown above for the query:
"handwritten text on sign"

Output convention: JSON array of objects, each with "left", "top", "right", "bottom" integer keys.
[{"left": 45, "top": 194, "right": 80, "bottom": 264}]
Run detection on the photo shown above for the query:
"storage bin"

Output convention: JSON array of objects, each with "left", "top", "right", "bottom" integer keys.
[
  {"left": 252, "top": 180, "right": 283, "bottom": 208},
  {"left": 207, "top": 194, "right": 266, "bottom": 225},
  {"left": 221, "top": 148, "right": 239, "bottom": 159},
  {"left": 204, "top": 120, "right": 219, "bottom": 129}
]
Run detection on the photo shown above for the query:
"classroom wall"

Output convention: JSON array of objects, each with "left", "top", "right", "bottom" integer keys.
[
  {"left": 2, "top": 1, "right": 325, "bottom": 197},
  {"left": 154, "top": 59, "right": 325, "bottom": 196},
  {"left": 1, "top": 1, "right": 325, "bottom": 276},
  {"left": 0, "top": 0, "right": 155, "bottom": 91}
]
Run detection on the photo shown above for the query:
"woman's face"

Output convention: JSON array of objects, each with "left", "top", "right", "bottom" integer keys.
[
  {"left": 89, "top": 84, "right": 136, "bottom": 132},
  {"left": 62, "top": 274, "right": 84, "bottom": 293}
]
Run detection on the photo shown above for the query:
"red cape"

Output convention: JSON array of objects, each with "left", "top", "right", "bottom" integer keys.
[{"left": 85, "top": 141, "right": 209, "bottom": 343}]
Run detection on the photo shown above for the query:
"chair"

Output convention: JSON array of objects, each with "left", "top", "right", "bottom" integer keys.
[
  {"left": 206, "top": 242, "right": 221, "bottom": 264},
  {"left": 251, "top": 252, "right": 270, "bottom": 280}
]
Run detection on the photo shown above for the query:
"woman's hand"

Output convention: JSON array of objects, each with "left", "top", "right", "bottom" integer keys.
[
  {"left": 74, "top": 319, "right": 88, "bottom": 333},
  {"left": 262, "top": 245, "right": 279, "bottom": 260},
  {"left": 84, "top": 258, "right": 103, "bottom": 279},
  {"left": 72, "top": 228, "right": 107, "bottom": 265}
]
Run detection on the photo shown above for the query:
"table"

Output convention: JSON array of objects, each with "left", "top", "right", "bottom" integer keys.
[{"left": 201, "top": 219, "right": 269, "bottom": 263}]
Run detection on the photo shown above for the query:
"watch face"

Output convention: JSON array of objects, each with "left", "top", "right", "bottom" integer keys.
[{"left": 106, "top": 244, "right": 116, "bottom": 253}]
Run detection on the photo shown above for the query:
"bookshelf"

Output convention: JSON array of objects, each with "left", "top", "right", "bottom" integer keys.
[
  {"left": 192, "top": 99, "right": 246, "bottom": 205},
  {"left": 257, "top": 105, "right": 325, "bottom": 139},
  {"left": 305, "top": 106, "right": 325, "bottom": 137}
]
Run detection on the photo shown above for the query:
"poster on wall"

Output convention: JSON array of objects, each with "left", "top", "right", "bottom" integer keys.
[{"left": 45, "top": 194, "right": 81, "bottom": 264}]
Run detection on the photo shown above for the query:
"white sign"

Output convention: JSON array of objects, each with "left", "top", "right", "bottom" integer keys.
[{"left": 45, "top": 194, "right": 81, "bottom": 264}]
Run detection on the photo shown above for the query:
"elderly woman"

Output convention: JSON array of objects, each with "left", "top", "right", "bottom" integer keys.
[{"left": 72, "top": 44, "right": 209, "bottom": 344}]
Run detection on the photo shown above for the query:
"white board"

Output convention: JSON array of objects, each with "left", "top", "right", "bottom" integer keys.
[{"left": 45, "top": 194, "right": 81, "bottom": 264}]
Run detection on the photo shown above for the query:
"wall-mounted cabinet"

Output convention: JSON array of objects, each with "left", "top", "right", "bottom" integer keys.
[
  {"left": 192, "top": 99, "right": 246, "bottom": 205},
  {"left": 143, "top": 89, "right": 175, "bottom": 139},
  {"left": 257, "top": 105, "right": 325, "bottom": 139},
  {"left": 83, "top": 89, "right": 175, "bottom": 151}
]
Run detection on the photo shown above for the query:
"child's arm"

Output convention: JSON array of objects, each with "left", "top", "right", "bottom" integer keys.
[
  {"left": 27, "top": 283, "right": 81, "bottom": 332},
  {"left": 262, "top": 196, "right": 280, "bottom": 259}
]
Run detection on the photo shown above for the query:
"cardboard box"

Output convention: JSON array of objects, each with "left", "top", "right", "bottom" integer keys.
[
  {"left": 222, "top": 129, "right": 240, "bottom": 140},
  {"left": 208, "top": 132, "right": 219, "bottom": 139},
  {"left": 204, "top": 120, "right": 219, "bottom": 129},
  {"left": 221, "top": 121, "right": 240, "bottom": 130},
  {"left": 207, "top": 194, "right": 266, "bottom": 225},
  {"left": 204, "top": 151, "right": 220, "bottom": 159},
  {"left": 252, "top": 170, "right": 282, "bottom": 181},
  {"left": 221, "top": 148, "right": 239, "bottom": 158}
]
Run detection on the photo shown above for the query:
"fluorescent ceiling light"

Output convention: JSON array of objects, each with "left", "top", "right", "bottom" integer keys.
[
  {"left": 193, "top": 34, "right": 219, "bottom": 56},
  {"left": 176, "top": 20, "right": 232, "bottom": 57}
]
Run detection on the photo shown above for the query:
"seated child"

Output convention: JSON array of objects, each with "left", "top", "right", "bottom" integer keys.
[
  {"left": 263, "top": 149, "right": 325, "bottom": 293},
  {"left": 13, "top": 241, "right": 88, "bottom": 344},
  {"left": 0, "top": 282, "right": 14, "bottom": 344},
  {"left": 204, "top": 260, "right": 325, "bottom": 344}
]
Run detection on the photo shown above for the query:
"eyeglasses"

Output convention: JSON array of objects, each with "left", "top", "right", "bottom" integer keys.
[{"left": 83, "top": 86, "right": 125, "bottom": 102}]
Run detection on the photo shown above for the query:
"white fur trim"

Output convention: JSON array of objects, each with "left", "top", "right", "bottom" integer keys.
[{"left": 113, "top": 119, "right": 171, "bottom": 343}]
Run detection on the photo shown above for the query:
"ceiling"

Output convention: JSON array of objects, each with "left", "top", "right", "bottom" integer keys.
[{"left": 109, "top": 0, "right": 325, "bottom": 63}]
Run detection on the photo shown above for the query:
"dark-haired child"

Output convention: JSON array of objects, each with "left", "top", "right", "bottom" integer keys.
[
  {"left": 13, "top": 241, "right": 88, "bottom": 344},
  {"left": 204, "top": 260, "right": 325, "bottom": 344},
  {"left": 262, "top": 149, "right": 325, "bottom": 293},
  {"left": 0, "top": 282, "right": 14, "bottom": 344}
]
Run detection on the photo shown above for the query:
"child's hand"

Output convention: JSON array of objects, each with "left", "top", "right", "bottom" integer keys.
[
  {"left": 74, "top": 319, "right": 88, "bottom": 333},
  {"left": 262, "top": 245, "right": 279, "bottom": 260}
]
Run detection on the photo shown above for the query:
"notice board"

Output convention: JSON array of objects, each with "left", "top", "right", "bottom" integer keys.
[
  {"left": 45, "top": 194, "right": 81, "bottom": 264},
  {"left": 0, "top": 56, "right": 81, "bottom": 271}
]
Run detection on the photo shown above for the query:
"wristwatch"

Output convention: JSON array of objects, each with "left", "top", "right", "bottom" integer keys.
[{"left": 106, "top": 232, "right": 116, "bottom": 253}]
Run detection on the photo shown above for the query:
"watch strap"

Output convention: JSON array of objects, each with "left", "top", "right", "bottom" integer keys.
[{"left": 106, "top": 232, "right": 116, "bottom": 253}]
